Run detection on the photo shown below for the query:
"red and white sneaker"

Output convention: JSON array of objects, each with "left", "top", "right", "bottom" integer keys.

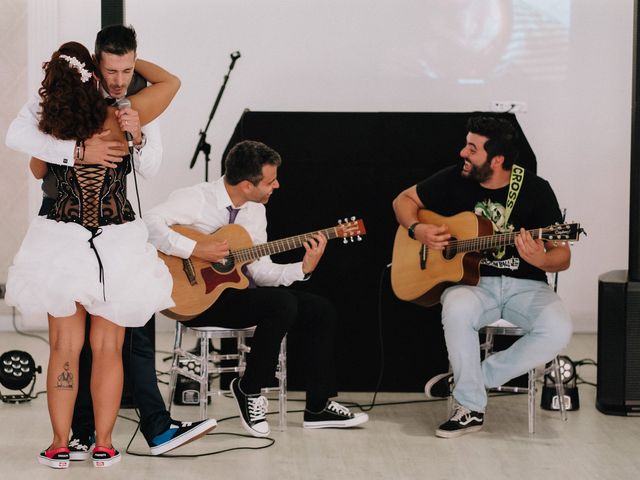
[
  {"left": 38, "top": 446, "right": 70, "bottom": 469},
  {"left": 91, "top": 446, "right": 121, "bottom": 467}
]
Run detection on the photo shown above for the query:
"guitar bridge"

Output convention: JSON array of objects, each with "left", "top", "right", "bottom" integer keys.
[
  {"left": 419, "top": 245, "right": 427, "bottom": 270},
  {"left": 182, "top": 258, "right": 197, "bottom": 286}
]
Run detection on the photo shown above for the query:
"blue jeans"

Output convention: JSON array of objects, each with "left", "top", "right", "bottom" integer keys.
[{"left": 440, "top": 276, "right": 573, "bottom": 413}]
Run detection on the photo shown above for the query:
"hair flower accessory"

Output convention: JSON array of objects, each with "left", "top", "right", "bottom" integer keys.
[{"left": 59, "top": 54, "right": 92, "bottom": 83}]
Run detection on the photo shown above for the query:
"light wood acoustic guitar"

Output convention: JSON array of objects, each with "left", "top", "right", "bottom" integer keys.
[
  {"left": 390, "top": 209, "right": 583, "bottom": 307},
  {"left": 159, "top": 218, "right": 366, "bottom": 320}
]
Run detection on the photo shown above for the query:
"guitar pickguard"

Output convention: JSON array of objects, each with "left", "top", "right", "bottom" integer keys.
[{"left": 200, "top": 266, "right": 242, "bottom": 294}]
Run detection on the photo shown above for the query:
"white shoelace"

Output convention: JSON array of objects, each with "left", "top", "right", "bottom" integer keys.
[
  {"left": 68, "top": 438, "right": 89, "bottom": 451},
  {"left": 326, "top": 401, "right": 351, "bottom": 416},
  {"left": 450, "top": 404, "right": 471, "bottom": 421},
  {"left": 248, "top": 395, "right": 269, "bottom": 422}
]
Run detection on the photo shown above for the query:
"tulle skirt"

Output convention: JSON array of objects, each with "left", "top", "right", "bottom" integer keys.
[{"left": 5, "top": 216, "right": 174, "bottom": 327}]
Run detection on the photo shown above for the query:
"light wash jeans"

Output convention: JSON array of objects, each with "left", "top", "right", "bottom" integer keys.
[{"left": 440, "top": 276, "right": 572, "bottom": 413}]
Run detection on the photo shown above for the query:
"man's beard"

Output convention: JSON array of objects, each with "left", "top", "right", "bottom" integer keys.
[{"left": 462, "top": 159, "right": 492, "bottom": 183}]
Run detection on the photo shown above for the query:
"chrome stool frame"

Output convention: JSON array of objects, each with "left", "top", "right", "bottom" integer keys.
[{"left": 167, "top": 322, "right": 287, "bottom": 431}]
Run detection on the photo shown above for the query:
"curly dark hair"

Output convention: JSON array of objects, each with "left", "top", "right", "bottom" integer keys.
[
  {"left": 38, "top": 41, "right": 107, "bottom": 141},
  {"left": 467, "top": 116, "right": 520, "bottom": 169}
]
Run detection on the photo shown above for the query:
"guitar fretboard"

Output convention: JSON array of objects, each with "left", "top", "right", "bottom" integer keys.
[
  {"left": 230, "top": 227, "right": 341, "bottom": 262},
  {"left": 449, "top": 228, "right": 548, "bottom": 255}
]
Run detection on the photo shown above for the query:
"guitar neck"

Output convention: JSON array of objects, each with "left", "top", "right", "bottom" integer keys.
[
  {"left": 232, "top": 226, "right": 340, "bottom": 262},
  {"left": 455, "top": 228, "right": 546, "bottom": 253}
]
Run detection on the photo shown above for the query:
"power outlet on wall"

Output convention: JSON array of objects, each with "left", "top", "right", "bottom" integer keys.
[{"left": 491, "top": 101, "right": 527, "bottom": 113}]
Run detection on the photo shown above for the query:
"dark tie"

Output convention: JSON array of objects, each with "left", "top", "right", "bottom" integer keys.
[{"left": 227, "top": 206, "right": 256, "bottom": 288}]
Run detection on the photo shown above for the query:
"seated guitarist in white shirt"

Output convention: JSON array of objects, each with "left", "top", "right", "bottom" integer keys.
[
  {"left": 145, "top": 140, "right": 369, "bottom": 437},
  {"left": 392, "top": 116, "right": 573, "bottom": 439}
]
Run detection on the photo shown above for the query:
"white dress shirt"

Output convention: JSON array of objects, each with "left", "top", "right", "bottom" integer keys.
[
  {"left": 144, "top": 177, "right": 306, "bottom": 287},
  {"left": 5, "top": 94, "right": 162, "bottom": 178}
]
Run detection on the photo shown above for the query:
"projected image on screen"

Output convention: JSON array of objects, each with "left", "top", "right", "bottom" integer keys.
[{"left": 411, "top": 0, "right": 570, "bottom": 84}]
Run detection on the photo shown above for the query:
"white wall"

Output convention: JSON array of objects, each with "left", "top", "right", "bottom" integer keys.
[{"left": 1, "top": 0, "right": 634, "bottom": 332}]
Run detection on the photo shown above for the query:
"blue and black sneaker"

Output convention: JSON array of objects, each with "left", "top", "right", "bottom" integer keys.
[{"left": 149, "top": 418, "right": 217, "bottom": 455}]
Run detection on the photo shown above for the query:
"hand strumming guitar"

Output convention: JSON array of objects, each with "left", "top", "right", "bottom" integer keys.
[{"left": 193, "top": 238, "right": 230, "bottom": 263}]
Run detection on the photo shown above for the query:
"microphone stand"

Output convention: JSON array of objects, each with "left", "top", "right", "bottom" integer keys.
[{"left": 190, "top": 51, "right": 241, "bottom": 181}]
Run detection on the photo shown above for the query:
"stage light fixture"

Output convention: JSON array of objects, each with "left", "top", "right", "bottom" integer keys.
[
  {"left": 541, "top": 355, "right": 580, "bottom": 411},
  {"left": 0, "top": 350, "right": 42, "bottom": 403}
]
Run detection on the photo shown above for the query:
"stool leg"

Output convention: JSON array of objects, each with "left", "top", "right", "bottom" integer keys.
[
  {"left": 167, "top": 322, "right": 183, "bottom": 414},
  {"left": 199, "top": 333, "right": 209, "bottom": 420},
  {"left": 277, "top": 336, "right": 287, "bottom": 431},
  {"left": 552, "top": 356, "right": 568, "bottom": 421},
  {"left": 528, "top": 368, "right": 536, "bottom": 434}
]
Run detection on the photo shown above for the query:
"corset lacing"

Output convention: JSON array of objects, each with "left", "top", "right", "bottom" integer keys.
[{"left": 76, "top": 165, "right": 107, "bottom": 299}]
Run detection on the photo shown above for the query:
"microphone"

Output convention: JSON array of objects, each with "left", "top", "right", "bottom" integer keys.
[{"left": 115, "top": 97, "right": 134, "bottom": 154}]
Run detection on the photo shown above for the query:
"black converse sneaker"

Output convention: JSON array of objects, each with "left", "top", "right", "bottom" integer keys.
[
  {"left": 303, "top": 401, "right": 369, "bottom": 429},
  {"left": 425, "top": 372, "right": 454, "bottom": 399},
  {"left": 68, "top": 432, "right": 95, "bottom": 461},
  {"left": 230, "top": 377, "right": 270, "bottom": 437},
  {"left": 149, "top": 418, "right": 217, "bottom": 455},
  {"left": 435, "top": 403, "right": 484, "bottom": 438}
]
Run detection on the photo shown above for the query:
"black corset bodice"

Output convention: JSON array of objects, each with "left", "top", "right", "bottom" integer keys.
[{"left": 47, "top": 156, "right": 136, "bottom": 228}]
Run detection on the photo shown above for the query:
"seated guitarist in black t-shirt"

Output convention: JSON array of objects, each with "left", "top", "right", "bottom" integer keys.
[{"left": 392, "top": 116, "right": 573, "bottom": 438}]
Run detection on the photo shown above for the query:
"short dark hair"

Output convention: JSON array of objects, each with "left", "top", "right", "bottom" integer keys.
[
  {"left": 467, "top": 116, "right": 519, "bottom": 169},
  {"left": 95, "top": 24, "right": 137, "bottom": 62},
  {"left": 224, "top": 140, "right": 282, "bottom": 186}
]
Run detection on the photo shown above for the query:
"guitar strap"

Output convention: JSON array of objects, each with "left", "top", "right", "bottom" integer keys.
[{"left": 494, "top": 164, "right": 525, "bottom": 259}]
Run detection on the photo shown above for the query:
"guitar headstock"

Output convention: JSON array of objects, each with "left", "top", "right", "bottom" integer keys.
[
  {"left": 541, "top": 223, "right": 584, "bottom": 244},
  {"left": 337, "top": 217, "right": 366, "bottom": 244}
]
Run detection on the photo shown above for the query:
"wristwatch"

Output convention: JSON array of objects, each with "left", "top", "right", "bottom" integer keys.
[{"left": 407, "top": 222, "right": 420, "bottom": 240}]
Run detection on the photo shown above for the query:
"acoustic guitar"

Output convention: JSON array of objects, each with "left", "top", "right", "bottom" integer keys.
[
  {"left": 159, "top": 218, "right": 366, "bottom": 320},
  {"left": 390, "top": 209, "right": 583, "bottom": 307}
]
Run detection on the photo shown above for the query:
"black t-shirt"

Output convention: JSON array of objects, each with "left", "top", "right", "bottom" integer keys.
[{"left": 415, "top": 164, "right": 562, "bottom": 282}]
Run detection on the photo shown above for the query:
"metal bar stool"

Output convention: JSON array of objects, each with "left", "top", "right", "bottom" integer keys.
[
  {"left": 480, "top": 319, "right": 567, "bottom": 434},
  {"left": 167, "top": 322, "right": 287, "bottom": 431}
]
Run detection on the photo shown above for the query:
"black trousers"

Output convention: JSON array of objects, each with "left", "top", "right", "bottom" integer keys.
[
  {"left": 186, "top": 287, "right": 338, "bottom": 405},
  {"left": 72, "top": 318, "right": 172, "bottom": 444}
]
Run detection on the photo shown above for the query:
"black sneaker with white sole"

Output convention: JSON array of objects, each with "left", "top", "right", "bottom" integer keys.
[
  {"left": 435, "top": 403, "right": 484, "bottom": 438},
  {"left": 68, "top": 432, "right": 95, "bottom": 461},
  {"left": 149, "top": 418, "right": 217, "bottom": 455},
  {"left": 303, "top": 401, "right": 369, "bottom": 429},
  {"left": 230, "top": 377, "right": 270, "bottom": 437},
  {"left": 424, "top": 372, "right": 454, "bottom": 399}
]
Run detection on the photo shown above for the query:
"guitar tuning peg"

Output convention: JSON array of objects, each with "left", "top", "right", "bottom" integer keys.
[
  {"left": 350, "top": 237, "right": 354, "bottom": 243},
  {"left": 343, "top": 217, "right": 349, "bottom": 224},
  {"left": 350, "top": 216, "right": 356, "bottom": 221},
  {"left": 343, "top": 238, "right": 348, "bottom": 244},
  {"left": 338, "top": 219, "right": 343, "bottom": 224},
  {"left": 357, "top": 235, "right": 362, "bottom": 241}
]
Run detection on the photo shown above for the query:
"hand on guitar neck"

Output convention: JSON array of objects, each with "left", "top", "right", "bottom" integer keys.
[
  {"left": 514, "top": 227, "right": 570, "bottom": 272},
  {"left": 192, "top": 238, "right": 230, "bottom": 263},
  {"left": 301, "top": 232, "right": 328, "bottom": 275}
]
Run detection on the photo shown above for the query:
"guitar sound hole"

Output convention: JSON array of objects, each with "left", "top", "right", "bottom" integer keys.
[
  {"left": 212, "top": 256, "right": 236, "bottom": 274},
  {"left": 443, "top": 237, "right": 458, "bottom": 260}
]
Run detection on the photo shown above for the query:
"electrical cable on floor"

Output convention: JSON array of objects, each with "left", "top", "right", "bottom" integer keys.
[
  {"left": 11, "top": 306, "right": 49, "bottom": 345},
  {"left": 119, "top": 408, "right": 275, "bottom": 458}
]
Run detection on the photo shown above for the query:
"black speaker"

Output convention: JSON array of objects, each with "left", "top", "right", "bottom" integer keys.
[{"left": 596, "top": 270, "right": 640, "bottom": 415}]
